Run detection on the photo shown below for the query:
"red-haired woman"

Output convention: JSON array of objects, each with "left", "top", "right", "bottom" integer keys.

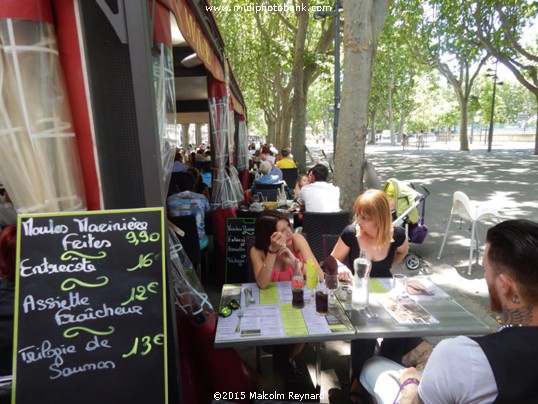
[{"left": 331, "top": 190, "right": 420, "bottom": 402}]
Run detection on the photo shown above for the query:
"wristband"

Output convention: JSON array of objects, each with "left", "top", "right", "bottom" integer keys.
[
  {"left": 400, "top": 378, "right": 420, "bottom": 389},
  {"left": 393, "top": 378, "right": 420, "bottom": 404},
  {"left": 268, "top": 248, "right": 281, "bottom": 254}
]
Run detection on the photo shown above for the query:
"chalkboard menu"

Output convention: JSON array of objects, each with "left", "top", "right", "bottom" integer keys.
[
  {"left": 13, "top": 208, "right": 167, "bottom": 404},
  {"left": 225, "top": 217, "right": 256, "bottom": 283}
]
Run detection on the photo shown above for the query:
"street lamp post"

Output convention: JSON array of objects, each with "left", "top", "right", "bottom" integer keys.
[
  {"left": 314, "top": 0, "right": 341, "bottom": 158},
  {"left": 486, "top": 62, "right": 503, "bottom": 152},
  {"left": 332, "top": 0, "right": 340, "bottom": 159}
]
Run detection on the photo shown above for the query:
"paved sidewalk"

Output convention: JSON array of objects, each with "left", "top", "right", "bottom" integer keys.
[{"left": 209, "top": 141, "right": 538, "bottom": 403}]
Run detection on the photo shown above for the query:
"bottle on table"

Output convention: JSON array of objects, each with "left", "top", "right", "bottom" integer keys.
[
  {"left": 279, "top": 183, "right": 287, "bottom": 205},
  {"left": 352, "top": 250, "right": 371, "bottom": 310},
  {"left": 305, "top": 258, "right": 318, "bottom": 302},
  {"left": 291, "top": 259, "right": 305, "bottom": 308}
]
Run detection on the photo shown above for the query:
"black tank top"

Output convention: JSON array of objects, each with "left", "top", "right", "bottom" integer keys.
[{"left": 471, "top": 327, "right": 538, "bottom": 404}]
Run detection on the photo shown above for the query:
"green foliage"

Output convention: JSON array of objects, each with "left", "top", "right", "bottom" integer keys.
[
  {"left": 211, "top": 0, "right": 536, "bottom": 152},
  {"left": 212, "top": 0, "right": 333, "bottom": 146}
]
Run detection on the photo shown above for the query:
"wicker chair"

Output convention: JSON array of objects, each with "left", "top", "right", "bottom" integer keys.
[{"left": 302, "top": 211, "right": 351, "bottom": 263}]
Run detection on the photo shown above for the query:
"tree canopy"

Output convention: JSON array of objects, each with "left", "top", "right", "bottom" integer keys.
[{"left": 212, "top": 0, "right": 538, "bottom": 175}]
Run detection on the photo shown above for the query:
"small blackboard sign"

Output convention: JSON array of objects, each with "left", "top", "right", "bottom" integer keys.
[
  {"left": 225, "top": 217, "right": 256, "bottom": 283},
  {"left": 13, "top": 208, "right": 167, "bottom": 404}
]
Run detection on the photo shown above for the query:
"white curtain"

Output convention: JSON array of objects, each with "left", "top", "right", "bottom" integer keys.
[
  {"left": 0, "top": 18, "right": 86, "bottom": 216},
  {"left": 236, "top": 117, "right": 249, "bottom": 171},
  {"left": 152, "top": 41, "right": 177, "bottom": 204},
  {"left": 168, "top": 229, "right": 213, "bottom": 322},
  {"left": 208, "top": 87, "right": 240, "bottom": 209}
]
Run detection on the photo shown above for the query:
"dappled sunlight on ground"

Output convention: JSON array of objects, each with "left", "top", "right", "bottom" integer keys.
[{"left": 357, "top": 144, "right": 538, "bottom": 320}]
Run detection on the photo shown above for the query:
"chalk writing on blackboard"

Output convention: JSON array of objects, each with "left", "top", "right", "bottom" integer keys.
[
  {"left": 13, "top": 208, "right": 167, "bottom": 404},
  {"left": 225, "top": 217, "right": 256, "bottom": 283}
]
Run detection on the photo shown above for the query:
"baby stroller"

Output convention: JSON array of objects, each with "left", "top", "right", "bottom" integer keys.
[{"left": 383, "top": 178, "right": 430, "bottom": 270}]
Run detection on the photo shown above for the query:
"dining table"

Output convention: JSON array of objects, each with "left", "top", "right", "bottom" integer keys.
[
  {"left": 214, "top": 281, "right": 355, "bottom": 389},
  {"left": 344, "top": 277, "right": 493, "bottom": 338},
  {"left": 214, "top": 277, "right": 493, "bottom": 390}
]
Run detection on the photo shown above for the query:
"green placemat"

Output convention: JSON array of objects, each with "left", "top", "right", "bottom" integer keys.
[
  {"left": 259, "top": 283, "right": 279, "bottom": 305},
  {"left": 280, "top": 303, "right": 308, "bottom": 336},
  {"left": 370, "top": 278, "right": 389, "bottom": 293}
]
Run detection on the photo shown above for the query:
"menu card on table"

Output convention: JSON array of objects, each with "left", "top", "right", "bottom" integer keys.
[
  {"left": 377, "top": 296, "right": 439, "bottom": 325},
  {"left": 215, "top": 282, "right": 354, "bottom": 342}
]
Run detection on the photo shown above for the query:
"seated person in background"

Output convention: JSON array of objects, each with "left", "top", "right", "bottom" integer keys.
[
  {"left": 0, "top": 225, "right": 16, "bottom": 376},
  {"left": 250, "top": 212, "right": 323, "bottom": 290},
  {"left": 167, "top": 172, "right": 211, "bottom": 249},
  {"left": 250, "top": 161, "right": 281, "bottom": 198},
  {"left": 360, "top": 219, "right": 538, "bottom": 404},
  {"left": 172, "top": 150, "right": 187, "bottom": 173},
  {"left": 186, "top": 167, "right": 210, "bottom": 201},
  {"left": 275, "top": 147, "right": 297, "bottom": 169},
  {"left": 331, "top": 189, "right": 417, "bottom": 402},
  {"left": 297, "top": 164, "right": 340, "bottom": 212},
  {"left": 265, "top": 155, "right": 283, "bottom": 180},
  {"left": 293, "top": 173, "right": 309, "bottom": 201}
]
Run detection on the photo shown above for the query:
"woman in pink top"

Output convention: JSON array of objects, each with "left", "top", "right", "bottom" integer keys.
[
  {"left": 249, "top": 212, "right": 323, "bottom": 371},
  {"left": 250, "top": 212, "right": 323, "bottom": 290}
]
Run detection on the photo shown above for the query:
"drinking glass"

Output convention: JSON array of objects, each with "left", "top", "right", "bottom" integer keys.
[
  {"left": 325, "top": 274, "right": 339, "bottom": 304},
  {"left": 392, "top": 273, "right": 409, "bottom": 304},
  {"left": 315, "top": 280, "right": 329, "bottom": 315}
]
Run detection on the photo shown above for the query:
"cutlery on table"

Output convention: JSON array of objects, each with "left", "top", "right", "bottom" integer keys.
[
  {"left": 244, "top": 289, "right": 250, "bottom": 307},
  {"left": 247, "top": 288, "right": 255, "bottom": 305},
  {"left": 235, "top": 309, "right": 244, "bottom": 332}
]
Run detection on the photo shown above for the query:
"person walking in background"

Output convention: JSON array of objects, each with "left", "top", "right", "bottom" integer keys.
[
  {"left": 402, "top": 133, "right": 409, "bottom": 150},
  {"left": 330, "top": 189, "right": 418, "bottom": 402},
  {"left": 297, "top": 164, "right": 339, "bottom": 212},
  {"left": 417, "top": 131, "right": 425, "bottom": 150},
  {"left": 360, "top": 219, "right": 538, "bottom": 404}
]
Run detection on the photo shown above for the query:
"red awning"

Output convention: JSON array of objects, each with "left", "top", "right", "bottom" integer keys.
[
  {"left": 159, "top": 0, "right": 224, "bottom": 82},
  {"left": 0, "top": 0, "right": 53, "bottom": 23}
]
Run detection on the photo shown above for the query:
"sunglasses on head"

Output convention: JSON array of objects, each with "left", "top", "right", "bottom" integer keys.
[{"left": 218, "top": 299, "right": 240, "bottom": 317}]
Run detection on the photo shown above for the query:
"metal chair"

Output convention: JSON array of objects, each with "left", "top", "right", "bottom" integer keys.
[
  {"left": 280, "top": 168, "right": 298, "bottom": 198},
  {"left": 302, "top": 211, "right": 351, "bottom": 263},
  {"left": 321, "top": 234, "right": 340, "bottom": 264},
  {"left": 437, "top": 191, "right": 500, "bottom": 275},
  {"left": 252, "top": 183, "right": 282, "bottom": 202}
]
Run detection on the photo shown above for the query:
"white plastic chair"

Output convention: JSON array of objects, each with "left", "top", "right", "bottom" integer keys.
[{"left": 437, "top": 191, "right": 500, "bottom": 275}]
